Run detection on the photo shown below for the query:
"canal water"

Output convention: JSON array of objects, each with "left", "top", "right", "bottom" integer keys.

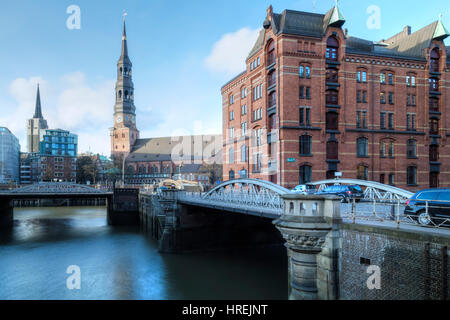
[{"left": 0, "top": 207, "right": 288, "bottom": 300}]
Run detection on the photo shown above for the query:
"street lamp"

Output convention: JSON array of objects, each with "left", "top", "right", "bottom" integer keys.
[{"left": 122, "top": 153, "right": 129, "bottom": 187}]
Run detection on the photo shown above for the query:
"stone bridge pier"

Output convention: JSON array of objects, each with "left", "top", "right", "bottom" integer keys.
[
  {"left": 0, "top": 198, "right": 13, "bottom": 228},
  {"left": 273, "top": 194, "right": 341, "bottom": 300}
]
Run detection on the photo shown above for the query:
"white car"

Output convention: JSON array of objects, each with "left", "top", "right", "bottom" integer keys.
[{"left": 291, "top": 184, "right": 316, "bottom": 195}]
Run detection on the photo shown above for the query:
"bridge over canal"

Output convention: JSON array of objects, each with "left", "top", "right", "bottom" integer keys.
[{"left": 0, "top": 183, "right": 139, "bottom": 227}]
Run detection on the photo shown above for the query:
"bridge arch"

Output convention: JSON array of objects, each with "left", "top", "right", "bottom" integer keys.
[
  {"left": 206, "top": 179, "right": 290, "bottom": 197},
  {"left": 309, "top": 179, "right": 413, "bottom": 201}
]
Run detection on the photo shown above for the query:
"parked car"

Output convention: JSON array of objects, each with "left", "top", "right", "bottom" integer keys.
[
  {"left": 404, "top": 189, "right": 450, "bottom": 226},
  {"left": 291, "top": 184, "right": 316, "bottom": 195},
  {"left": 316, "top": 185, "right": 364, "bottom": 202}
]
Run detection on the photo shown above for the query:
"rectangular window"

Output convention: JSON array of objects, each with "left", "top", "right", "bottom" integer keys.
[
  {"left": 388, "top": 92, "right": 394, "bottom": 105},
  {"left": 362, "top": 71, "right": 367, "bottom": 82},
  {"left": 363, "top": 91, "right": 367, "bottom": 103},
  {"left": 380, "top": 73, "right": 386, "bottom": 84},
  {"left": 380, "top": 112, "right": 386, "bottom": 129},
  {"left": 388, "top": 73, "right": 394, "bottom": 85},
  {"left": 380, "top": 92, "right": 386, "bottom": 104},
  {"left": 357, "top": 90, "right": 361, "bottom": 103},
  {"left": 300, "top": 108, "right": 311, "bottom": 126},
  {"left": 306, "top": 87, "right": 311, "bottom": 99},
  {"left": 299, "top": 86, "right": 304, "bottom": 99},
  {"left": 388, "top": 113, "right": 394, "bottom": 129}
]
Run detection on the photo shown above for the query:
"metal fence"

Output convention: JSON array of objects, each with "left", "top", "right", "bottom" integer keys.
[{"left": 342, "top": 199, "right": 450, "bottom": 230}]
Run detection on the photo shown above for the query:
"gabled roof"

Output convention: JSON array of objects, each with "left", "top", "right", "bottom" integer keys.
[
  {"left": 386, "top": 21, "right": 438, "bottom": 58},
  {"left": 128, "top": 135, "right": 222, "bottom": 164},
  {"left": 272, "top": 10, "right": 327, "bottom": 38},
  {"left": 347, "top": 20, "right": 449, "bottom": 60}
]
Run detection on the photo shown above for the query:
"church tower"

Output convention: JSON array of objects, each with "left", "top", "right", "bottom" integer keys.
[
  {"left": 110, "top": 17, "right": 139, "bottom": 158},
  {"left": 27, "top": 84, "right": 48, "bottom": 153}
]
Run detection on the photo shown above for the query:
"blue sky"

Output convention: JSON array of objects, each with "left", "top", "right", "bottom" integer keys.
[{"left": 0, "top": 0, "right": 448, "bottom": 155}]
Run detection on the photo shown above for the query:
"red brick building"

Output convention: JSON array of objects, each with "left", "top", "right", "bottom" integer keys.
[{"left": 222, "top": 4, "right": 450, "bottom": 191}]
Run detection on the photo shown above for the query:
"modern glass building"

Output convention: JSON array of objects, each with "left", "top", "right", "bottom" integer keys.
[
  {"left": 0, "top": 127, "right": 20, "bottom": 183},
  {"left": 40, "top": 129, "right": 78, "bottom": 157}
]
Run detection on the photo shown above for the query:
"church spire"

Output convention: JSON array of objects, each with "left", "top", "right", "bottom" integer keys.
[
  {"left": 120, "top": 12, "right": 130, "bottom": 63},
  {"left": 34, "top": 84, "right": 43, "bottom": 119}
]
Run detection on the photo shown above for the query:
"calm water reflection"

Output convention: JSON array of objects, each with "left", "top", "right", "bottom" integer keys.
[{"left": 0, "top": 207, "right": 287, "bottom": 300}]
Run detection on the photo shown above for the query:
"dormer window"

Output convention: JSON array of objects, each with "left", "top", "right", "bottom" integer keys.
[{"left": 326, "top": 36, "right": 339, "bottom": 61}]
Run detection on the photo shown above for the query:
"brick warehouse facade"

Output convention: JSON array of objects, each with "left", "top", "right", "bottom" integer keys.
[{"left": 221, "top": 4, "right": 450, "bottom": 191}]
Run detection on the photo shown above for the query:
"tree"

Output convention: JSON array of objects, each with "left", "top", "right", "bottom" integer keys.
[
  {"left": 199, "top": 161, "right": 223, "bottom": 186},
  {"left": 76, "top": 156, "right": 99, "bottom": 184}
]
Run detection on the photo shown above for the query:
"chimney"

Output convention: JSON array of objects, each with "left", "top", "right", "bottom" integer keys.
[
  {"left": 267, "top": 5, "right": 273, "bottom": 21},
  {"left": 404, "top": 26, "right": 411, "bottom": 35}
]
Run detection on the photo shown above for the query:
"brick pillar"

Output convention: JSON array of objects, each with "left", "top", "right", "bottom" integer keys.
[{"left": 273, "top": 194, "right": 341, "bottom": 300}]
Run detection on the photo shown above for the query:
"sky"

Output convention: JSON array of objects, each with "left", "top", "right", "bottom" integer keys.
[{"left": 0, "top": 0, "right": 448, "bottom": 156}]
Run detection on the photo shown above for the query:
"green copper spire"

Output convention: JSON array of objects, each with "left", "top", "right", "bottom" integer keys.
[
  {"left": 433, "top": 14, "right": 450, "bottom": 40},
  {"left": 329, "top": 0, "right": 346, "bottom": 28}
]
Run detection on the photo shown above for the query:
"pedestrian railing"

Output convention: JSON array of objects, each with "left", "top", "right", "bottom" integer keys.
[{"left": 342, "top": 199, "right": 450, "bottom": 230}]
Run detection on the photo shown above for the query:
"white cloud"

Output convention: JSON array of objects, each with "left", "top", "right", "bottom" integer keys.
[{"left": 205, "top": 27, "right": 260, "bottom": 76}]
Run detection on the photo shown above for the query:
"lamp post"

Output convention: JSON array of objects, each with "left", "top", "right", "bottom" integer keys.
[{"left": 122, "top": 153, "right": 129, "bottom": 187}]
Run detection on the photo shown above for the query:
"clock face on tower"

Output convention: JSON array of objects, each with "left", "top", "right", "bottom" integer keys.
[{"left": 116, "top": 116, "right": 122, "bottom": 123}]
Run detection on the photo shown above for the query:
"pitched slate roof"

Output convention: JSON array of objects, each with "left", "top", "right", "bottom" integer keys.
[
  {"left": 347, "top": 20, "right": 449, "bottom": 60},
  {"left": 128, "top": 135, "right": 222, "bottom": 163}
]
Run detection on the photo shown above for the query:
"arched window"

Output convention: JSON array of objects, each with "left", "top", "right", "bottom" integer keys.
[
  {"left": 299, "top": 165, "right": 312, "bottom": 184},
  {"left": 127, "top": 165, "right": 134, "bottom": 174},
  {"left": 357, "top": 137, "right": 368, "bottom": 157},
  {"left": 326, "top": 36, "right": 339, "bottom": 61},
  {"left": 229, "top": 170, "right": 235, "bottom": 180},
  {"left": 380, "top": 140, "right": 386, "bottom": 158},
  {"left": 229, "top": 148, "right": 235, "bottom": 164},
  {"left": 357, "top": 164, "right": 368, "bottom": 180},
  {"left": 430, "top": 48, "right": 440, "bottom": 72},
  {"left": 407, "top": 139, "right": 417, "bottom": 158},
  {"left": 267, "top": 40, "right": 275, "bottom": 66},
  {"left": 118, "top": 90, "right": 122, "bottom": 99},
  {"left": 154, "top": 166, "right": 159, "bottom": 174},
  {"left": 125, "top": 90, "right": 129, "bottom": 99},
  {"left": 241, "top": 144, "right": 247, "bottom": 162},
  {"left": 407, "top": 166, "right": 417, "bottom": 186}
]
